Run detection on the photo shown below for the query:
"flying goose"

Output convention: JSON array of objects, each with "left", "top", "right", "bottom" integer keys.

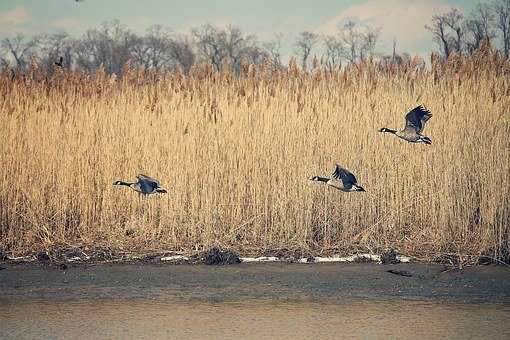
[
  {"left": 379, "top": 105, "right": 432, "bottom": 144},
  {"left": 310, "top": 164, "right": 365, "bottom": 192},
  {"left": 114, "top": 174, "right": 167, "bottom": 195},
  {"left": 54, "top": 56, "right": 63, "bottom": 67}
]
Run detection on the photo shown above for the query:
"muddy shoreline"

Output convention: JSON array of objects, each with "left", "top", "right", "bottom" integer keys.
[{"left": 1, "top": 262, "right": 509, "bottom": 303}]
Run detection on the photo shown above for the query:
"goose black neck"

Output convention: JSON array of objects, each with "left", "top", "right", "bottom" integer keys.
[
  {"left": 315, "top": 176, "right": 329, "bottom": 183},
  {"left": 380, "top": 128, "right": 397, "bottom": 134},
  {"left": 116, "top": 181, "right": 133, "bottom": 186}
]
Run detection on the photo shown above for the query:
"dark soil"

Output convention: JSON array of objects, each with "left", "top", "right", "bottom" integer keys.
[
  {"left": 0, "top": 248, "right": 7, "bottom": 261},
  {"left": 380, "top": 249, "right": 400, "bottom": 264},
  {"left": 387, "top": 269, "right": 413, "bottom": 277},
  {"left": 36, "top": 251, "right": 50, "bottom": 263},
  {"left": 201, "top": 247, "right": 241, "bottom": 265}
]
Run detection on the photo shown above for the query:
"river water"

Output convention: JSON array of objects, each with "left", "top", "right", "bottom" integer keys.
[{"left": 1, "top": 298, "right": 509, "bottom": 340}]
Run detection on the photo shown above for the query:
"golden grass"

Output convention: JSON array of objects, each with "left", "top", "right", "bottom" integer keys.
[{"left": 1, "top": 49, "right": 509, "bottom": 263}]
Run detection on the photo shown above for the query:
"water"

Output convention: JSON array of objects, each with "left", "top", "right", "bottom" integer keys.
[{"left": 2, "top": 298, "right": 509, "bottom": 340}]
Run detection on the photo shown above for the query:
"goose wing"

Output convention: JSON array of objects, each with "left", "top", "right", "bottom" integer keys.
[
  {"left": 137, "top": 174, "right": 160, "bottom": 184},
  {"left": 137, "top": 174, "right": 160, "bottom": 191},
  {"left": 404, "top": 105, "right": 432, "bottom": 133},
  {"left": 331, "top": 164, "right": 358, "bottom": 187}
]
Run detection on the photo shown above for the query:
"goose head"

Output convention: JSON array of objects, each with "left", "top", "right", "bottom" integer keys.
[
  {"left": 379, "top": 127, "right": 396, "bottom": 134},
  {"left": 418, "top": 136, "right": 432, "bottom": 145}
]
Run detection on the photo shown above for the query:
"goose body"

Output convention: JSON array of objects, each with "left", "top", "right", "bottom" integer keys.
[
  {"left": 380, "top": 105, "right": 432, "bottom": 144},
  {"left": 310, "top": 164, "right": 365, "bottom": 192},
  {"left": 114, "top": 174, "right": 167, "bottom": 195}
]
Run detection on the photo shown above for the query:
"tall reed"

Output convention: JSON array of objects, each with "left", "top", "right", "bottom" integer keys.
[{"left": 1, "top": 48, "right": 509, "bottom": 263}]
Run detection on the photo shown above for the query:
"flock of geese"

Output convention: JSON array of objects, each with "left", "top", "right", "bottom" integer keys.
[{"left": 114, "top": 105, "right": 433, "bottom": 196}]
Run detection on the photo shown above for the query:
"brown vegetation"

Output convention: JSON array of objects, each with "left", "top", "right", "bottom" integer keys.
[{"left": 0, "top": 47, "right": 509, "bottom": 265}]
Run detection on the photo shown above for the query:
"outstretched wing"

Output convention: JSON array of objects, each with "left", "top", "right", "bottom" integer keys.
[
  {"left": 137, "top": 174, "right": 160, "bottom": 191},
  {"left": 404, "top": 105, "right": 432, "bottom": 133},
  {"left": 137, "top": 174, "right": 160, "bottom": 184},
  {"left": 331, "top": 164, "right": 358, "bottom": 187}
]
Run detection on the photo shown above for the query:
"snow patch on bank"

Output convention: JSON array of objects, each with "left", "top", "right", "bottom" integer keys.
[
  {"left": 239, "top": 254, "right": 411, "bottom": 264},
  {"left": 161, "top": 255, "right": 190, "bottom": 262},
  {"left": 239, "top": 256, "right": 281, "bottom": 263}
]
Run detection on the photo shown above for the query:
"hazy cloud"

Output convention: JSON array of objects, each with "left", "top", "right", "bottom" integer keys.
[
  {"left": 317, "top": 0, "right": 455, "bottom": 54},
  {"left": 51, "top": 18, "right": 83, "bottom": 31},
  {"left": 129, "top": 16, "right": 155, "bottom": 33},
  {"left": 0, "top": 6, "right": 30, "bottom": 26},
  {"left": 177, "top": 17, "right": 238, "bottom": 34}
]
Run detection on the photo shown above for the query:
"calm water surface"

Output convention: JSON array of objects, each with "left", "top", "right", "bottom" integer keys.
[{"left": 1, "top": 298, "right": 509, "bottom": 340}]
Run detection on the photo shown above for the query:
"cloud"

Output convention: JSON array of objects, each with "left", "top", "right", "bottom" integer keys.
[
  {"left": 177, "top": 17, "right": 239, "bottom": 34},
  {"left": 0, "top": 6, "right": 30, "bottom": 26},
  {"left": 317, "top": 0, "right": 455, "bottom": 54},
  {"left": 51, "top": 18, "right": 83, "bottom": 31},
  {"left": 256, "top": 17, "right": 311, "bottom": 42},
  {"left": 129, "top": 16, "right": 154, "bottom": 33}
]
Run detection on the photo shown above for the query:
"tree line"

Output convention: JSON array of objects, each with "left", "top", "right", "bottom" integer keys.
[
  {"left": 427, "top": 0, "right": 510, "bottom": 58},
  {"left": 1, "top": 0, "right": 509, "bottom": 75}
]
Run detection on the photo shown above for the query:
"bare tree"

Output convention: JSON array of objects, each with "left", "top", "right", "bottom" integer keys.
[
  {"left": 392, "top": 39, "right": 411, "bottom": 64},
  {"left": 340, "top": 21, "right": 362, "bottom": 63},
  {"left": 193, "top": 24, "right": 264, "bottom": 71},
  {"left": 427, "top": 11, "right": 454, "bottom": 58},
  {"left": 0, "top": 57, "right": 8, "bottom": 70},
  {"left": 378, "top": 39, "right": 412, "bottom": 69},
  {"left": 1, "top": 33, "right": 40, "bottom": 69},
  {"left": 263, "top": 33, "right": 284, "bottom": 67},
  {"left": 392, "top": 38, "right": 397, "bottom": 62},
  {"left": 129, "top": 25, "right": 196, "bottom": 72},
  {"left": 427, "top": 8, "right": 479, "bottom": 57},
  {"left": 74, "top": 20, "right": 136, "bottom": 75},
  {"left": 294, "top": 31, "right": 319, "bottom": 70},
  {"left": 360, "top": 26, "right": 380, "bottom": 59},
  {"left": 39, "top": 32, "right": 74, "bottom": 71},
  {"left": 332, "top": 21, "right": 379, "bottom": 64},
  {"left": 493, "top": 0, "right": 510, "bottom": 58},
  {"left": 243, "top": 44, "right": 269, "bottom": 66},
  {"left": 131, "top": 25, "right": 169, "bottom": 69},
  {"left": 323, "top": 34, "right": 344, "bottom": 67},
  {"left": 167, "top": 35, "right": 196, "bottom": 72},
  {"left": 465, "top": 3, "right": 495, "bottom": 53},
  {"left": 444, "top": 8, "right": 465, "bottom": 54},
  {"left": 192, "top": 24, "right": 222, "bottom": 70},
  {"left": 427, "top": 4, "right": 510, "bottom": 58}
]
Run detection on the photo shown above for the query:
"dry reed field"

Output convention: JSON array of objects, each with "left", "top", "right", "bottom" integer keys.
[{"left": 1, "top": 48, "right": 509, "bottom": 264}]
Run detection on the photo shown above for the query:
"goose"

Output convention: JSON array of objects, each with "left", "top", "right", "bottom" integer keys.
[
  {"left": 310, "top": 164, "right": 365, "bottom": 192},
  {"left": 379, "top": 105, "right": 432, "bottom": 144},
  {"left": 114, "top": 174, "right": 167, "bottom": 195},
  {"left": 54, "top": 56, "right": 63, "bottom": 67}
]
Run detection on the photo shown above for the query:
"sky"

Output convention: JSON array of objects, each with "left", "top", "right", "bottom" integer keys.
[{"left": 0, "top": 0, "right": 481, "bottom": 57}]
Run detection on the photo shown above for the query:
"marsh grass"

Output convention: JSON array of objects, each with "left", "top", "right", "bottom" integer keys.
[{"left": 1, "top": 48, "right": 509, "bottom": 264}]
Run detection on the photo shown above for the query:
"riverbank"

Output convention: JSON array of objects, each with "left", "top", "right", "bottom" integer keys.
[{"left": 1, "top": 262, "right": 509, "bottom": 302}]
